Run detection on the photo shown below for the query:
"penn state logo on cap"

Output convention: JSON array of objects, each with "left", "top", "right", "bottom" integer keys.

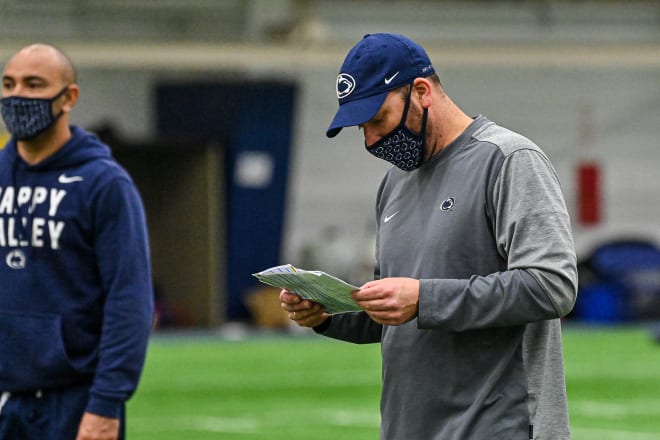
[{"left": 336, "top": 73, "right": 356, "bottom": 99}]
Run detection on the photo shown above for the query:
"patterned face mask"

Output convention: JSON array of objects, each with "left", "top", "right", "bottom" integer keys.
[
  {"left": 1, "top": 86, "right": 69, "bottom": 141},
  {"left": 365, "top": 87, "right": 428, "bottom": 172}
]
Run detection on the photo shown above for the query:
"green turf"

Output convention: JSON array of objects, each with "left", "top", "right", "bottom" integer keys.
[
  {"left": 127, "top": 333, "right": 382, "bottom": 439},
  {"left": 563, "top": 326, "right": 660, "bottom": 440},
  {"left": 127, "top": 326, "right": 660, "bottom": 439}
]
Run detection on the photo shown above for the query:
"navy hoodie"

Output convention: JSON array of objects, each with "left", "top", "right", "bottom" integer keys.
[{"left": 0, "top": 126, "right": 153, "bottom": 418}]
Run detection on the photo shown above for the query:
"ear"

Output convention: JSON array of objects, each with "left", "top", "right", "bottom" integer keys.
[
  {"left": 61, "top": 84, "right": 80, "bottom": 113},
  {"left": 412, "top": 78, "right": 432, "bottom": 109}
]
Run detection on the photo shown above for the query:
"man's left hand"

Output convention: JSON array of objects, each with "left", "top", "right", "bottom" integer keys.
[{"left": 353, "top": 277, "right": 419, "bottom": 325}]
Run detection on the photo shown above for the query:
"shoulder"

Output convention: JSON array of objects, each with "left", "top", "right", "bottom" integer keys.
[
  {"left": 472, "top": 120, "right": 547, "bottom": 160},
  {"left": 92, "top": 157, "right": 132, "bottom": 181},
  {"left": 69, "top": 127, "right": 134, "bottom": 185},
  {"left": 84, "top": 161, "right": 138, "bottom": 206}
]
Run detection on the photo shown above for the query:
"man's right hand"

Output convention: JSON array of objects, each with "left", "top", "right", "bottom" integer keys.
[
  {"left": 279, "top": 289, "right": 329, "bottom": 328},
  {"left": 76, "top": 412, "right": 120, "bottom": 440}
]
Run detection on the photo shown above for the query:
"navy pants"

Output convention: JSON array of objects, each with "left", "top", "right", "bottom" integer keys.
[{"left": 0, "top": 384, "right": 125, "bottom": 440}]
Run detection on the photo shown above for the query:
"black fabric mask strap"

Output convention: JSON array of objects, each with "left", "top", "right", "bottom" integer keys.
[
  {"left": 420, "top": 107, "right": 428, "bottom": 138},
  {"left": 53, "top": 85, "right": 70, "bottom": 100},
  {"left": 50, "top": 85, "right": 71, "bottom": 121},
  {"left": 398, "top": 84, "right": 414, "bottom": 127}
]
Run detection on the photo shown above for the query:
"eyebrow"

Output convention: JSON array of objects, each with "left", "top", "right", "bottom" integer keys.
[
  {"left": 24, "top": 75, "right": 48, "bottom": 83},
  {"left": 2, "top": 74, "right": 48, "bottom": 83}
]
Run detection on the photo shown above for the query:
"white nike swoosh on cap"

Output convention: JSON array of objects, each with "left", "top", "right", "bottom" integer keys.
[
  {"left": 384, "top": 72, "right": 400, "bottom": 85},
  {"left": 58, "top": 173, "right": 84, "bottom": 184}
]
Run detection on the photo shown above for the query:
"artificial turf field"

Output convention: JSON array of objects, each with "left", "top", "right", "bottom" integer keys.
[{"left": 127, "top": 325, "right": 660, "bottom": 439}]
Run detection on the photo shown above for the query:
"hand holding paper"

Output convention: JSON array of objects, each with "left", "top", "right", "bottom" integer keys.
[{"left": 253, "top": 264, "right": 362, "bottom": 315}]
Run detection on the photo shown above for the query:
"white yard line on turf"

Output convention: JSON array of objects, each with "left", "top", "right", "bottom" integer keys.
[
  {"left": 571, "top": 399, "right": 660, "bottom": 419},
  {"left": 130, "top": 416, "right": 259, "bottom": 434},
  {"left": 572, "top": 427, "right": 660, "bottom": 440}
]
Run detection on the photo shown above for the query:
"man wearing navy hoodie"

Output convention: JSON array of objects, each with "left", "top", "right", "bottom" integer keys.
[{"left": 0, "top": 44, "right": 153, "bottom": 439}]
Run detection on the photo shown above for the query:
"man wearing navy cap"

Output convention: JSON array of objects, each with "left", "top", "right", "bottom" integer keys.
[{"left": 281, "top": 33, "right": 577, "bottom": 439}]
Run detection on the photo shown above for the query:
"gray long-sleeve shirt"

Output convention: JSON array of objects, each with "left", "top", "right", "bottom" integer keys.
[{"left": 319, "top": 116, "right": 577, "bottom": 439}]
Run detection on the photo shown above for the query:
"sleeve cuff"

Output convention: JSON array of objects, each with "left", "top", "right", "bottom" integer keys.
[
  {"left": 313, "top": 316, "right": 332, "bottom": 333},
  {"left": 86, "top": 394, "right": 124, "bottom": 419}
]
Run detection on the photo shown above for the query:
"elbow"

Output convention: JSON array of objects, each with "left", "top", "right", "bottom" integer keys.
[
  {"left": 528, "top": 267, "right": 578, "bottom": 318},
  {"left": 556, "top": 286, "right": 577, "bottom": 318},
  {"left": 553, "top": 273, "right": 578, "bottom": 318}
]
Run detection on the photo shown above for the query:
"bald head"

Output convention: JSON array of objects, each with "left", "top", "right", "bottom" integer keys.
[{"left": 6, "top": 43, "right": 77, "bottom": 85}]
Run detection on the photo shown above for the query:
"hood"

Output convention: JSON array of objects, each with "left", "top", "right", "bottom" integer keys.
[{"left": 4, "top": 125, "right": 112, "bottom": 172}]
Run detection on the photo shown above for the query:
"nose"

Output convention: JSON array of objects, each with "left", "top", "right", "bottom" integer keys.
[{"left": 363, "top": 125, "right": 381, "bottom": 147}]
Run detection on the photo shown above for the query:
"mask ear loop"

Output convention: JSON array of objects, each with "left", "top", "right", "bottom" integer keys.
[
  {"left": 399, "top": 83, "right": 427, "bottom": 140},
  {"left": 53, "top": 85, "right": 70, "bottom": 100},
  {"left": 50, "top": 85, "right": 71, "bottom": 120},
  {"left": 403, "top": 82, "right": 428, "bottom": 143},
  {"left": 419, "top": 106, "right": 429, "bottom": 159},
  {"left": 398, "top": 83, "right": 414, "bottom": 127}
]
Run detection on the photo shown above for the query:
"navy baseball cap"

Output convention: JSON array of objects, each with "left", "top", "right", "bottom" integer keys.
[{"left": 326, "top": 33, "right": 435, "bottom": 138}]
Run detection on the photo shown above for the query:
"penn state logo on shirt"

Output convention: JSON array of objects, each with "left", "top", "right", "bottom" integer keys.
[
  {"left": 440, "top": 197, "right": 455, "bottom": 212},
  {"left": 5, "top": 249, "right": 26, "bottom": 269},
  {"left": 336, "top": 73, "right": 356, "bottom": 99}
]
